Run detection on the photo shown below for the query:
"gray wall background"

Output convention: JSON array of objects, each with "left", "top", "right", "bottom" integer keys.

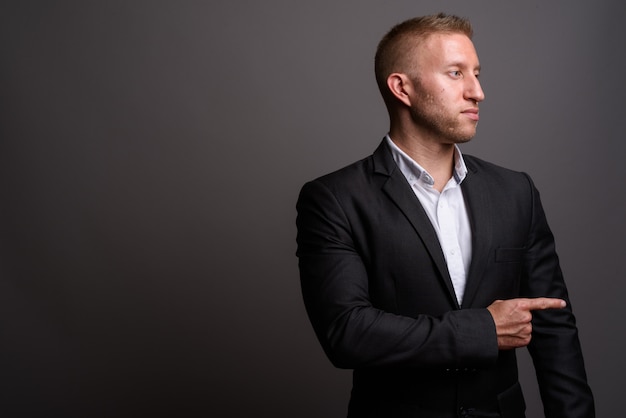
[{"left": 1, "top": 1, "right": 624, "bottom": 417}]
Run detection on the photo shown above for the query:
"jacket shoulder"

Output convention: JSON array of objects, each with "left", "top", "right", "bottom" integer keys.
[
  {"left": 305, "top": 154, "right": 379, "bottom": 190},
  {"left": 464, "top": 154, "right": 532, "bottom": 185},
  {"left": 463, "top": 154, "right": 520, "bottom": 176}
]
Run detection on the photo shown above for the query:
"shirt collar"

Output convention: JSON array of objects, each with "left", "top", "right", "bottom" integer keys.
[{"left": 384, "top": 134, "right": 468, "bottom": 186}]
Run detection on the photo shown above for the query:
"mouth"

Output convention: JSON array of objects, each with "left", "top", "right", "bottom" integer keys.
[{"left": 462, "top": 108, "right": 480, "bottom": 121}]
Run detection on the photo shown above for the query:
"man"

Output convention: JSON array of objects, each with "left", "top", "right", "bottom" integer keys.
[{"left": 296, "top": 13, "right": 594, "bottom": 418}]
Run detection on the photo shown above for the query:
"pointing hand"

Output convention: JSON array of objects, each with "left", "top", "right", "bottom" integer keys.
[{"left": 486, "top": 298, "right": 566, "bottom": 350}]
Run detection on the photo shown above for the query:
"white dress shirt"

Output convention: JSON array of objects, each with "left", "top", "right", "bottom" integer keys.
[{"left": 385, "top": 135, "right": 472, "bottom": 305}]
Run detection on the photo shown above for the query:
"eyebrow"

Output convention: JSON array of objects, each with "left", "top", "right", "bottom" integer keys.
[{"left": 447, "top": 62, "right": 481, "bottom": 72}]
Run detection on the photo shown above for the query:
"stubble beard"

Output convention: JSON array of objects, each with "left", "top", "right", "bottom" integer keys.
[
  {"left": 407, "top": 78, "right": 478, "bottom": 144},
  {"left": 409, "top": 101, "right": 477, "bottom": 145}
]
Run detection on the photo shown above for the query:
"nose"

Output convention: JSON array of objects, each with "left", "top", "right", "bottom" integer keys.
[{"left": 465, "top": 74, "right": 485, "bottom": 103}]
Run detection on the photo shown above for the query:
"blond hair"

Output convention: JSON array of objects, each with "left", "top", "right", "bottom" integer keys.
[{"left": 374, "top": 13, "right": 473, "bottom": 103}]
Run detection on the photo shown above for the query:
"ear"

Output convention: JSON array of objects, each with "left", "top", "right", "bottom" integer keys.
[{"left": 386, "top": 73, "right": 412, "bottom": 107}]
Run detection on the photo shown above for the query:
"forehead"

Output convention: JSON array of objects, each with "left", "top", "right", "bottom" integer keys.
[{"left": 414, "top": 32, "right": 479, "bottom": 67}]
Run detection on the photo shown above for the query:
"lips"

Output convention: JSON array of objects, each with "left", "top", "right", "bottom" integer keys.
[{"left": 462, "top": 108, "right": 480, "bottom": 121}]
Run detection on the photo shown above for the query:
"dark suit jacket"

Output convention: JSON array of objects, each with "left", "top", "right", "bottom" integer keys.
[{"left": 296, "top": 141, "right": 594, "bottom": 418}]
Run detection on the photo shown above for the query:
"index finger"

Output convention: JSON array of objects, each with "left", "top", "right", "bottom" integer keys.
[{"left": 525, "top": 297, "right": 567, "bottom": 311}]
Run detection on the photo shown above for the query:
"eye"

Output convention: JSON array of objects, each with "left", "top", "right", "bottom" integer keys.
[{"left": 450, "top": 70, "right": 462, "bottom": 78}]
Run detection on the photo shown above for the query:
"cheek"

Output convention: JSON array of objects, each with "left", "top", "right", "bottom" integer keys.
[{"left": 418, "top": 93, "right": 436, "bottom": 107}]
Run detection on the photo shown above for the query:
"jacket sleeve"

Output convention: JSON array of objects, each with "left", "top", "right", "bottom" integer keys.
[
  {"left": 295, "top": 178, "right": 498, "bottom": 370},
  {"left": 521, "top": 173, "right": 595, "bottom": 418}
]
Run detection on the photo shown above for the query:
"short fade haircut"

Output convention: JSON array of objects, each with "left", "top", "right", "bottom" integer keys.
[{"left": 374, "top": 13, "right": 473, "bottom": 104}]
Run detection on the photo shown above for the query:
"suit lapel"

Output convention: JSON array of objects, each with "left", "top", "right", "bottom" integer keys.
[
  {"left": 372, "top": 142, "right": 459, "bottom": 308},
  {"left": 460, "top": 158, "right": 493, "bottom": 308}
]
